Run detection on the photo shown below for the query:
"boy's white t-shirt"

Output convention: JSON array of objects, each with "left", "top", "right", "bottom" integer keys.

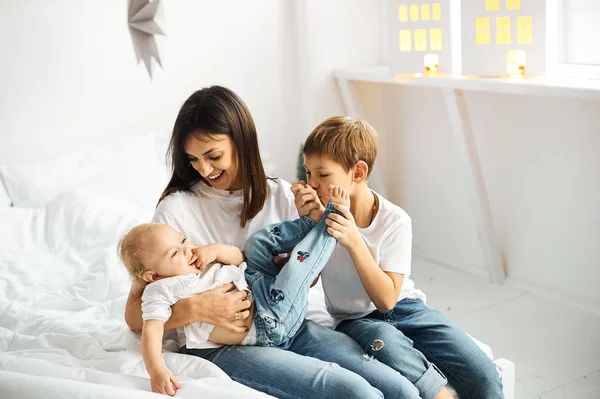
[
  {"left": 151, "top": 178, "right": 303, "bottom": 347},
  {"left": 321, "top": 192, "right": 425, "bottom": 326}
]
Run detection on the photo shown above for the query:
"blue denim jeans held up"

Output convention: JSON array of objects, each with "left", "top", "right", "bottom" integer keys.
[
  {"left": 244, "top": 202, "right": 339, "bottom": 348},
  {"left": 337, "top": 298, "right": 504, "bottom": 399},
  {"left": 181, "top": 204, "right": 422, "bottom": 398}
]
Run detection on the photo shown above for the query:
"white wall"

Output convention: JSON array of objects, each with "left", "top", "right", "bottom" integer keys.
[
  {"left": 0, "top": 0, "right": 381, "bottom": 181},
  {"left": 0, "top": 1, "right": 292, "bottom": 172},
  {"left": 6, "top": 0, "right": 596, "bottom": 307},
  {"left": 357, "top": 82, "right": 600, "bottom": 307},
  {"left": 302, "top": 0, "right": 382, "bottom": 126}
]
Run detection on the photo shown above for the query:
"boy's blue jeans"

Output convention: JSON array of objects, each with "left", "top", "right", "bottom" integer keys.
[
  {"left": 244, "top": 203, "right": 338, "bottom": 348},
  {"left": 337, "top": 298, "right": 504, "bottom": 399},
  {"left": 182, "top": 203, "right": 423, "bottom": 398}
]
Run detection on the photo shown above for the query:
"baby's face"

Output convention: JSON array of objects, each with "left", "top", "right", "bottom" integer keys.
[{"left": 143, "top": 224, "right": 199, "bottom": 282}]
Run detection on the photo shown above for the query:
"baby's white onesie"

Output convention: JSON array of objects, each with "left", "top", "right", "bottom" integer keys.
[{"left": 142, "top": 262, "right": 249, "bottom": 349}]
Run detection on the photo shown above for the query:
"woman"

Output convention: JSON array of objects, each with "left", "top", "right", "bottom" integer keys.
[{"left": 125, "top": 86, "right": 420, "bottom": 398}]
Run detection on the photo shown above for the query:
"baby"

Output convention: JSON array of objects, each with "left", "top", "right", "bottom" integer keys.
[{"left": 119, "top": 186, "right": 349, "bottom": 395}]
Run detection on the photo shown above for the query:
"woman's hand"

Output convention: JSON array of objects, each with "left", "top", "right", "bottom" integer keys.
[
  {"left": 291, "top": 181, "right": 324, "bottom": 220},
  {"left": 185, "top": 284, "right": 252, "bottom": 333},
  {"left": 149, "top": 368, "right": 180, "bottom": 396}
]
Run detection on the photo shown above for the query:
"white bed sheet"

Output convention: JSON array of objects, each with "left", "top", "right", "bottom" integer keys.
[
  {"left": 0, "top": 188, "right": 499, "bottom": 399},
  {"left": 0, "top": 190, "right": 271, "bottom": 399}
]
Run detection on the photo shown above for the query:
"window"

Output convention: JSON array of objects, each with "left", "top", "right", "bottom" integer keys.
[
  {"left": 415, "top": 29, "right": 427, "bottom": 51},
  {"left": 496, "top": 17, "right": 511, "bottom": 45},
  {"left": 517, "top": 16, "right": 532, "bottom": 45},
  {"left": 410, "top": 4, "right": 419, "bottom": 21},
  {"left": 559, "top": 0, "right": 600, "bottom": 67},
  {"left": 430, "top": 29, "right": 442, "bottom": 51},
  {"left": 432, "top": 3, "right": 441, "bottom": 20},
  {"left": 476, "top": 17, "right": 490, "bottom": 45},
  {"left": 400, "top": 29, "right": 412, "bottom": 52},
  {"left": 486, "top": 0, "right": 500, "bottom": 11},
  {"left": 398, "top": 5, "right": 408, "bottom": 22},
  {"left": 421, "top": 4, "right": 430, "bottom": 21},
  {"left": 506, "top": 0, "right": 521, "bottom": 11}
]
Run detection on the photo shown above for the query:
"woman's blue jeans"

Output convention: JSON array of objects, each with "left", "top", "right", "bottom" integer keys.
[
  {"left": 181, "top": 204, "right": 421, "bottom": 398},
  {"left": 336, "top": 298, "right": 504, "bottom": 399}
]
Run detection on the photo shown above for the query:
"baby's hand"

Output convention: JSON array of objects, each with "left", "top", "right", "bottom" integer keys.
[
  {"left": 149, "top": 368, "right": 180, "bottom": 396},
  {"left": 192, "top": 244, "right": 220, "bottom": 271}
]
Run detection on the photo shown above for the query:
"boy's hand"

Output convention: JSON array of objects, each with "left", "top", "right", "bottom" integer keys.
[
  {"left": 192, "top": 244, "right": 220, "bottom": 271},
  {"left": 325, "top": 204, "right": 362, "bottom": 249},
  {"left": 149, "top": 368, "right": 180, "bottom": 396},
  {"left": 291, "top": 181, "right": 324, "bottom": 220}
]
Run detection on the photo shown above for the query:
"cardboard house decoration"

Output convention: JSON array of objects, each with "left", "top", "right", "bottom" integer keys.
[
  {"left": 461, "top": 0, "right": 547, "bottom": 76},
  {"left": 387, "top": 1, "right": 454, "bottom": 74}
]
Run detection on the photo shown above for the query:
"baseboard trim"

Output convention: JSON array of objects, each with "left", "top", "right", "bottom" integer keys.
[
  {"left": 412, "top": 249, "right": 600, "bottom": 317},
  {"left": 413, "top": 249, "right": 489, "bottom": 279},
  {"left": 503, "top": 279, "right": 600, "bottom": 317}
]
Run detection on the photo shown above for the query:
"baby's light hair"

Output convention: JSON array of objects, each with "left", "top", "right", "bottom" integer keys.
[
  {"left": 118, "top": 223, "right": 161, "bottom": 281},
  {"left": 303, "top": 116, "right": 378, "bottom": 178}
]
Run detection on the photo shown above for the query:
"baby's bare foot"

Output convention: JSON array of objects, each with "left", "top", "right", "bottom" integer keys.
[{"left": 327, "top": 185, "right": 350, "bottom": 208}]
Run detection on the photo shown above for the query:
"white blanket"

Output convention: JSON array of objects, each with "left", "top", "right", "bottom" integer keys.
[{"left": 0, "top": 190, "right": 272, "bottom": 399}]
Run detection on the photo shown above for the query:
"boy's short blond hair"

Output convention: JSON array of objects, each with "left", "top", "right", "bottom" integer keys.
[
  {"left": 118, "top": 223, "right": 160, "bottom": 281},
  {"left": 303, "top": 116, "right": 378, "bottom": 178}
]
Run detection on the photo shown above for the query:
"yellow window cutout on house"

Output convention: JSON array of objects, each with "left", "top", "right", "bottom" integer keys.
[
  {"left": 486, "top": 0, "right": 500, "bottom": 11},
  {"left": 496, "top": 17, "right": 511, "bottom": 44},
  {"left": 518, "top": 16, "right": 532, "bottom": 44},
  {"left": 424, "top": 54, "right": 440, "bottom": 73},
  {"left": 415, "top": 29, "right": 427, "bottom": 51},
  {"left": 432, "top": 3, "right": 441, "bottom": 20},
  {"left": 421, "top": 4, "right": 431, "bottom": 21},
  {"left": 507, "top": 0, "right": 521, "bottom": 10},
  {"left": 476, "top": 17, "right": 490, "bottom": 45},
  {"left": 399, "top": 5, "right": 408, "bottom": 22},
  {"left": 400, "top": 30, "right": 412, "bottom": 52},
  {"left": 430, "top": 29, "right": 442, "bottom": 51},
  {"left": 507, "top": 50, "right": 526, "bottom": 76},
  {"left": 410, "top": 5, "right": 419, "bottom": 21}
]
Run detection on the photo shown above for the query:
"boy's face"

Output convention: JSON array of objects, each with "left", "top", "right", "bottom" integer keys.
[
  {"left": 303, "top": 154, "right": 354, "bottom": 204},
  {"left": 143, "top": 224, "right": 199, "bottom": 282}
]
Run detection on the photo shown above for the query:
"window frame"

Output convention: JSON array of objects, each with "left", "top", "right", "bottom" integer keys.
[{"left": 557, "top": 0, "right": 600, "bottom": 79}]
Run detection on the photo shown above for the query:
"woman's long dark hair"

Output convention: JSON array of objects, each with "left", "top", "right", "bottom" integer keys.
[{"left": 158, "top": 86, "right": 268, "bottom": 228}]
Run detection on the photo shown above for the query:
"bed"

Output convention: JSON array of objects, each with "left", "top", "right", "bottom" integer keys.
[{"left": 0, "top": 134, "right": 515, "bottom": 399}]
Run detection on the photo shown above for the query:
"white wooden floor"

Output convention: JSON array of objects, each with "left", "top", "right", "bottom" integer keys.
[{"left": 411, "top": 258, "right": 600, "bottom": 399}]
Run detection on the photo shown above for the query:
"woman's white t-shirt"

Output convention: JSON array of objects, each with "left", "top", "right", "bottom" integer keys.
[
  {"left": 152, "top": 178, "right": 298, "bottom": 250},
  {"left": 151, "top": 178, "right": 314, "bottom": 347}
]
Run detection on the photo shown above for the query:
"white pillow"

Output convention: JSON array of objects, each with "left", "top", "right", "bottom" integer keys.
[{"left": 0, "top": 133, "right": 166, "bottom": 213}]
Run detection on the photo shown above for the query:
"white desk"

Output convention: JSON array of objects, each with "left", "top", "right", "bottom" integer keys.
[{"left": 334, "top": 66, "right": 600, "bottom": 284}]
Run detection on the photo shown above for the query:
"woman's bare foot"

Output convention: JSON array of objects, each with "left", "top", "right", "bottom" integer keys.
[{"left": 327, "top": 185, "right": 350, "bottom": 208}]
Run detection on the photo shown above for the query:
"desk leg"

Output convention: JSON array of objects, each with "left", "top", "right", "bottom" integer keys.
[{"left": 443, "top": 88, "right": 506, "bottom": 283}]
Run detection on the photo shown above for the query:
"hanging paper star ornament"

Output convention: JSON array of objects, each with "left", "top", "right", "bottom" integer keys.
[{"left": 128, "top": 0, "right": 166, "bottom": 79}]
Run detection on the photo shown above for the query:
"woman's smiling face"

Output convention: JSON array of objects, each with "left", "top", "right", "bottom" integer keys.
[{"left": 184, "top": 132, "right": 242, "bottom": 191}]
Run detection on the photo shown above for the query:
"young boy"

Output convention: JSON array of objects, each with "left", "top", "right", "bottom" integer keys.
[
  {"left": 293, "top": 116, "right": 504, "bottom": 399},
  {"left": 118, "top": 187, "right": 348, "bottom": 396}
]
